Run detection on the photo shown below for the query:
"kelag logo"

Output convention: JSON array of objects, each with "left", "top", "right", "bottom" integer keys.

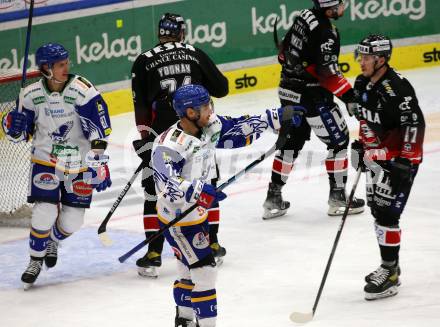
[
  {"left": 423, "top": 48, "right": 440, "bottom": 63},
  {"left": 185, "top": 19, "right": 227, "bottom": 48},
  {"left": 235, "top": 73, "right": 257, "bottom": 89},
  {"left": 348, "top": 0, "right": 426, "bottom": 21}
]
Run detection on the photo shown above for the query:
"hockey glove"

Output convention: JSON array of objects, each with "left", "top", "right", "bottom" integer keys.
[
  {"left": 2, "top": 110, "right": 27, "bottom": 141},
  {"left": 267, "top": 105, "right": 306, "bottom": 130},
  {"left": 133, "top": 138, "right": 152, "bottom": 163},
  {"left": 186, "top": 180, "right": 227, "bottom": 209},
  {"left": 346, "top": 102, "right": 362, "bottom": 120},
  {"left": 85, "top": 151, "right": 112, "bottom": 192},
  {"left": 340, "top": 88, "right": 364, "bottom": 120},
  {"left": 389, "top": 157, "right": 413, "bottom": 193},
  {"left": 350, "top": 140, "right": 366, "bottom": 172}
]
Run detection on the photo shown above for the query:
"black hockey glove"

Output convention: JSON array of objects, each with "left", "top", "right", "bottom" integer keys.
[
  {"left": 350, "top": 140, "right": 366, "bottom": 172},
  {"left": 341, "top": 89, "right": 361, "bottom": 120},
  {"left": 346, "top": 102, "right": 362, "bottom": 120},
  {"left": 133, "top": 139, "right": 152, "bottom": 163},
  {"left": 390, "top": 157, "right": 413, "bottom": 193}
]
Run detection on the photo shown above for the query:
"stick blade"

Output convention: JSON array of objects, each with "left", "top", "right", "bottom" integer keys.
[
  {"left": 290, "top": 311, "right": 313, "bottom": 323},
  {"left": 98, "top": 232, "right": 113, "bottom": 247}
]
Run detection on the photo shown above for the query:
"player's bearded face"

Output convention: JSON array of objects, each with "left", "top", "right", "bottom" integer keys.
[
  {"left": 52, "top": 59, "right": 70, "bottom": 83},
  {"left": 357, "top": 54, "right": 376, "bottom": 77},
  {"left": 196, "top": 102, "right": 214, "bottom": 127}
]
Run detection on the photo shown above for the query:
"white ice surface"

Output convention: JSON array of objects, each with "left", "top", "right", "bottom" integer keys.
[{"left": 1, "top": 66, "right": 440, "bottom": 327}]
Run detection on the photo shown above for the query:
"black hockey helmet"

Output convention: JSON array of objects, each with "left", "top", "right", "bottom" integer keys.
[
  {"left": 312, "top": 0, "right": 344, "bottom": 10},
  {"left": 355, "top": 34, "right": 393, "bottom": 62},
  {"left": 158, "top": 13, "right": 186, "bottom": 39}
]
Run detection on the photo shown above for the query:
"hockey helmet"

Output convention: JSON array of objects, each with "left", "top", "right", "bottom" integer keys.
[
  {"left": 158, "top": 13, "right": 186, "bottom": 39},
  {"left": 312, "top": 0, "right": 344, "bottom": 9},
  {"left": 355, "top": 34, "right": 393, "bottom": 61},
  {"left": 173, "top": 84, "right": 211, "bottom": 118},
  {"left": 35, "top": 43, "right": 69, "bottom": 68}
]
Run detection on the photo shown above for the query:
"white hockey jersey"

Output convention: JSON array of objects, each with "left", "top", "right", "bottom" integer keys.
[
  {"left": 152, "top": 111, "right": 279, "bottom": 226},
  {"left": 20, "top": 75, "right": 111, "bottom": 172}
]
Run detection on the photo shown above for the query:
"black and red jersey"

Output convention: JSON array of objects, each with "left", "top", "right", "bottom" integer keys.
[
  {"left": 131, "top": 41, "right": 228, "bottom": 138},
  {"left": 354, "top": 68, "right": 425, "bottom": 164},
  {"left": 278, "top": 8, "right": 351, "bottom": 100}
]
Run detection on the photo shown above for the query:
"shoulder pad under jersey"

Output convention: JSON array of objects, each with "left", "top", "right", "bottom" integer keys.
[
  {"left": 71, "top": 75, "right": 95, "bottom": 91},
  {"left": 157, "top": 125, "right": 195, "bottom": 158},
  {"left": 23, "top": 80, "right": 45, "bottom": 107},
  {"left": 379, "top": 78, "right": 398, "bottom": 98},
  {"left": 298, "top": 9, "right": 319, "bottom": 31},
  {"left": 69, "top": 75, "right": 100, "bottom": 105}
]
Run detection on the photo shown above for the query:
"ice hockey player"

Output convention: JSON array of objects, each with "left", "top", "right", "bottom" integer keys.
[
  {"left": 2, "top": 43, "right": 112, "bottom": 289},
  {"left": 262, "top": 0, "right": 365, "bottom": 219},
  {"left": 131, "top": 13, "right": 229, "bottom": 277},
  {"left": 350, "top": 34, "right": 425, "bottom": 300},
  {"left": 152, "top": 84, "right": 305, "bottom": 327}
]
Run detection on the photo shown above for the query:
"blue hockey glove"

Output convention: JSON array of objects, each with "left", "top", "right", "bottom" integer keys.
[
  {"left": 2, "top": 110, "right": 27, "bottom": 140},
  {"left": 85, "top": 152, "right": 112, "bottom": 192},
  {"left": 186, "top": 180, "right": 227, "bottom": 209},
  {"left": 267, "top": 105, "right": 306, "bottom": 130}
]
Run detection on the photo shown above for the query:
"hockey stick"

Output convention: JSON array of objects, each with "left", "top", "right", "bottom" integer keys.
[
  {"left": 118, "top": 125, "right": 292, "bottom": 263},
  {"left": 17, "top": 0, "right": 35, "bottom": 113},
  {"left": 273, "top": 17, "right": 281, "bottom": 50},
  {"left": 97, "top": 162, "right": 145, "bottom": 246},
  {"left": 290, "top": 168, "right": 363, "bottom": 323}
]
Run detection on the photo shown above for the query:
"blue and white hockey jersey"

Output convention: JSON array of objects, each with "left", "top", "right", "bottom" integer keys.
[
  {"left": 19, "top": 74, "right": 111, "bottom": 172},
  {"left": 152, "top": 111, "right": 278, "bottom": 226}
]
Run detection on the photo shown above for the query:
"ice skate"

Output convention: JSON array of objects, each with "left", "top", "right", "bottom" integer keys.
[
  {"left": 327, "top": 185, "right": 365, "bottom": 216},
  {"left": 175, "top": 306, "right": 199, "bottom": 327},
  {"left": 365, "top": 264, "right": 401, "bottom": 286},
  {"left": 364, "top": 264, "right": 399, "bottom": 300},
  {"left": 21, "top": 258, "right": 43, "bottom": 290},
  {"left": 136, "top": 251, "right": 161, "bottom": 278},
  {"left": 262, "top": 182, "right": 290, "bottom": 219},
  {"left": 210, "top": 242, "right": 226, "bottom": 266},
  {"left": 44, "top": 240, "right": 58, "bottom": 268}
]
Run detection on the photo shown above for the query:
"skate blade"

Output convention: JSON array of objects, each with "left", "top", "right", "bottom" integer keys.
[
  {"left": 137, "top": 267, "right": 158, "bottom": 278},
  {"left": 23, "top": 282, "right": 34, "bottom": 291},
  {"left": 327, "top": 206, "right": 365, "bottom": 216},
  {"left": 290, "top": 311, "right": 313, "bottom": 323},
  {"left": 215, "top": 257, "right": 224, "bottom": 266},
  {"left": 262, "top": 208, "right": 288, "bottom": 220},
  {"left": 365, "top": 286, "right": 398, "bottom": 301}
]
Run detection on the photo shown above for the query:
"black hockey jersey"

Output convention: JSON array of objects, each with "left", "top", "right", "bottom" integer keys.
[
  {"left": 354, "top": 68, "right": 425, "bottom": 164},
  {"left": 278, "top": 8, "right": 351, "bottom": 100},
  {"left": 131, "top": 42, "right": 228, "bottom": 138}
]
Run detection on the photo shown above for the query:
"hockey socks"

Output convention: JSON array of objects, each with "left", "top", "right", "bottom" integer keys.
[
  {"left": 191, "top": 289, "right": 217, "bottom": 326},
  {"left": 364, "top": 224, "right": 401, "bottom": 300},
  {"left": 174, "top": 279, "right": 195, "bottom": 321}
]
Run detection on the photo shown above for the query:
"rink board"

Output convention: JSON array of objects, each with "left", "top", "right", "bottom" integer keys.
[{"left": 103, "top": 42, "right": 440, "bottom": 117}]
